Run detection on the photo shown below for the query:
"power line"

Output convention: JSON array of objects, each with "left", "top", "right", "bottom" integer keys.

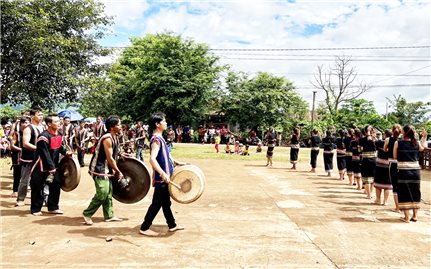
[
  {"left": 371, "top": 65, "right": 431, "bottom": 84},
  {"left": 269, "top": 72, "right": 430, "bottom": 77},
  {"left": 219, "top": 57, "right": 431, "bottom": 62},
  {"left": 296, "top": 84, "right": 431, "bottom": 89},
  {"left": 210, "top": 45, "right": 430, "bottom": 51},
  {"left": 212, "top": 53, "right": 431, "bottom": 58},
  {"left": 105, "top": 45, "right": 431, "bottom": 51}
]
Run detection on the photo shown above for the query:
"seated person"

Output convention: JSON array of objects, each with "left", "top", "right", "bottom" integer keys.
[
  {"left": 256, "top": 142, "right": 262, "bottom": 153},
  {"left": 241, "top": 144, "right": 250, "bottom": 156},
  {"left": 237, "top": 143, "right": 244, "bottom": 155},
  {"left": 234, "top": 141, "right": 240, "bottom": 154},
  {"left": 225, "top": 143, "right": 232, "bottom": 154}
]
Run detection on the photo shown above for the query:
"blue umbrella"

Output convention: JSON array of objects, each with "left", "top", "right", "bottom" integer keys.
[{"left": 58, "top": 110, "right": 84, "bottom": 121}]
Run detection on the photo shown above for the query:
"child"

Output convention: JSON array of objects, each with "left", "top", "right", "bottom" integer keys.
[
  {"left": 215, "top": 133, "right": 221, "bottom": 153},
  {"left": 225, "top": 143, "right": 232, "bottom": 154},
  {"left": 256, "top": 142, "right": 262, "bottom": 153},
  {"left": 241, "top": 145, "right": 250, "bottom": 156},
  {"left": 238, "top": 143, "right": 244, "bottom": 155},
  {"left": 234, "top": 141, "right": 240, "bottom": 154},
  {"left": 123, "top": 141, "right": 134, "bottom": 155}
]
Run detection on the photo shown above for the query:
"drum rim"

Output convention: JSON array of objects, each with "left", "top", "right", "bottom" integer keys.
[
  {"left": 112, "top": 156, "right": 151, "bottom": 204},
  {"left": 169, "top": 165, "right": 205, "bottom": 204},
  {"left": 60, "top": 157, "right": 81, "bottom": 192}
]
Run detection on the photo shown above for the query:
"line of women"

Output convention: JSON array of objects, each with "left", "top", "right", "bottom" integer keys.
[{"left": 298, "top": 124, "right": 427, "bottom": 223}]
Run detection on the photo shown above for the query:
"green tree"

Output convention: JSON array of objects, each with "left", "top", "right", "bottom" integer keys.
[
  {"left": 1, "top": 0, "right": 112, "bottom": 109},
  {"left": 104, "top": 33, "right": 224, "bottom": 124},
  {"left": 334, "top": 99, "right": 391, "bottom": 131},
  {"left": 387, "top": 94, "right": 431, "bottom": 125},
  {"left": 222, "top": 71, "right": 307, "bottom": 131},
  {"left": 0, "top": 105, "right": 25, "bottom": 121}
]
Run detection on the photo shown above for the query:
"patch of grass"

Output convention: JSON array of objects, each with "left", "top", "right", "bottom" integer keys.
[{"left": 168, "top": 143, "right": 311, "bottom": 163}]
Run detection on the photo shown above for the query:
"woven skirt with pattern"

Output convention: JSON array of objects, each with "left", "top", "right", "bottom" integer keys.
[
  {"left": 290, "top": 148, "right": 299, "bottom": 164},
  {"left": 337, "top": 154, "right": 346, "bottom": 171},
  {"left": 374, "top": 159, "right": 392, "bottom": 190},
  {"left": 323, "top": 153, "right": 334, "bottom": 172},
  {"left": 361, "top": 157, "right": 375, "bottom": 184},
  {"left": 397, "top": 169, "right": 421, "bottom": 210}
]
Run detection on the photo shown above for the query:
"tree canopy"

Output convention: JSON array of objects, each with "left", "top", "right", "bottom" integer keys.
[
  {"left": 1, "top": 0, "right": 112, "bottom": 110},
  {"left": 95, "top": 33, "right": 224, "bottom": 124},
  {"left": 221, "top": 71, "right": 308, "bottom": 131},
  {"left": 387, "top": 94, "right": 431, "bottom": 125}
]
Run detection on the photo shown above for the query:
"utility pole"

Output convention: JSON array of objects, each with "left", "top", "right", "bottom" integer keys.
[{"left": 311, "top": 91, "right": 317, "bottom": 129}]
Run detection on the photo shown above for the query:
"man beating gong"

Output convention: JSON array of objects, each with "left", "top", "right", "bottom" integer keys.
[{"left": 140, "top": 112, "right": 187, "bottom": 237}]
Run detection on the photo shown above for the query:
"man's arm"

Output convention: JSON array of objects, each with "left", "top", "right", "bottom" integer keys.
[
  {"left": 103, "top": 137, "right": 123, "bottom": 179},
  {"left": 22, "top": 126, "right": 36, "bottom": 151},
  {"left": 149, "top": 140, "right": 170, "bottom": 183},
  {"left": 36, "top": 135, "right": 56, "bottom": 174}
]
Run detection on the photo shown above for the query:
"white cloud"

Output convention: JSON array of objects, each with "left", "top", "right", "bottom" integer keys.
[{"left": 100, "top": 0, "right": 431, "bottom": 114}]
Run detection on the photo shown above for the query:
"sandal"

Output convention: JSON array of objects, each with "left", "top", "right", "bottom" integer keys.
[{"left": 410, "top": 218, "right": 417, "bottom": 222}]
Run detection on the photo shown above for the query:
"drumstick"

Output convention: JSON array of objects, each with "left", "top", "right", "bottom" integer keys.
[{"left": 170, "top": 181, "right": 182, "bottom": 190}]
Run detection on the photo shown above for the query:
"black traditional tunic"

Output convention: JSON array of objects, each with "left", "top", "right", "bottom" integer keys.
[{"left": 397, "top": 140, "right": 421, "bottom": 210}]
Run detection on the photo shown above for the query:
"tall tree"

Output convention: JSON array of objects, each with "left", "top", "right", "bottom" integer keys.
[
  {"left": 311, "top": 56, "right": 370, "bottom": 115},
  {"left": 334, "top": 99, "right": 391, "bottom": 131},
  {"left": 222, "top": 71, "right": 307, "bottom": 130},
  {"left": 105, "top": 33, "right": 224, "bottom": 124},
  {"left": 387, "top": 94, "right": 431, "bottom": 125},
  {"left": 1, "top": 0, "right": 112, "bottom": 109}
]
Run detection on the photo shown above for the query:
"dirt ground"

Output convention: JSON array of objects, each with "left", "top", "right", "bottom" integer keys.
[{"left": 1, "top": 146, "right": 430, "bottom": 268}]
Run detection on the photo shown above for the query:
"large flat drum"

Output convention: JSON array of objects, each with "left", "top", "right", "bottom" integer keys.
[
  {"left": 169, "top": 165, "right": 205, "bottom": 204},
  {"left": 59, "top": 157, "right": 81, "bottom": 192},
  {"left": 111, "top": 157, "right": 151, "bottom": 204}
]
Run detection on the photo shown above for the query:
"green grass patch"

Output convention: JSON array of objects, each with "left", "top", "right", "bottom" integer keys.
[{"left": 167, "top": 143, "right": 311, "bottom": 163}]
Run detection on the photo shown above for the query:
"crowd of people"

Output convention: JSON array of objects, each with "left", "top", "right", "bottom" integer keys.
[
  {"left": 1, "top": 107, "right": 429, "bottom": 227},
  {"left": 273, "top": 124, "right": 428, "bottom": 223},
  {"left": 2, "top": 109, "right": 185, "bottom": 236}
]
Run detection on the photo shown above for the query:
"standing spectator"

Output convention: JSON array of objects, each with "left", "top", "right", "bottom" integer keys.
[
  {"left": 208, "top": 125, "right": 215, "bottom": 143},
  {"left": 221, "top": 125, "right": 228, "bottom": 144},
  {"left": 30, "top": 114, "right": 73, "bottom": 216},
  {"left": 16, "top": 108, "right": 44, "bottom": 207},
  {"left": 214, "top": 133, "right": 221, "bottom": 153},
  {"left": 189, "top": 127, "right": 194, "bottom": 143},
  {"left": 175, "top": 125, "right": 183, "bottom": 143},
  {"left": 135, "top": 121, "right": 145, "bottom": 161},
  {"left": 198, "top": 125, "right": 205, "bottom": 144},
  {"left": 183, "top": 125, "right": 190, "bottom": 143}
]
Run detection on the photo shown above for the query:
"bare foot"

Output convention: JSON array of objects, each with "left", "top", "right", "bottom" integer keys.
[
  {"left": 10, "top": 192, "right": 17, "bottom": 198},
  {"left": 139, "top": 229, "right": 159, "bottom": 236},
  {"left": 399, "top": 217, "right": 409, "bottom": 223},
  {"left": 169, "top": 225, "right": 185, "bottom": 232},
  {"left": 374, "top": 200, "right": 381, "bottom": 205}
]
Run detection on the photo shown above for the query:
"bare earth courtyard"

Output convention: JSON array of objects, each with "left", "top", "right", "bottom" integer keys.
[{"left": 1, "top": 145, "right": 430, "bottom": 268}]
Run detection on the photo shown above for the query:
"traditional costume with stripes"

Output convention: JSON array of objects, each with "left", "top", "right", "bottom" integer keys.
[{"left": 397, "top": 140, "right": 421, "bottom": 210}]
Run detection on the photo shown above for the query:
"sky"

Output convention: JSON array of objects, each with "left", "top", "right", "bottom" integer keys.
[{"left": 97, "top": 0, "right": 431, "bottom": 115}]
